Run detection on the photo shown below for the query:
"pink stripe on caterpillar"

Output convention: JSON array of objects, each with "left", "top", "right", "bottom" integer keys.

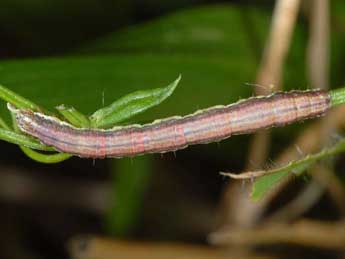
[
  {"left": 132, "top": 130, "right": 145, "bottom": 155},
  {"left": 9, "top": 89, "right": 331, "bottom": 158}
]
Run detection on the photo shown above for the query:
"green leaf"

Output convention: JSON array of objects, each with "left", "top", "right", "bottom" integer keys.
[
  {"left": 79, "top": 5, "right": 266, "bottom": 58},
  {"left": 252, "top": 139, "right": 345, "bottom": 201},
  {"left": 0, "top": 115, "right": 10, "bottom": 130},
  {"left": 0, "top": 54, "right": 254, "bottom": 127},
  {"left": 20, "top": 146, "right": 72, "bottom": 163},
  {"left": 0, "top": 5, "right": 283, "bottom": 124},
  {"left": 0, "top": 84, "right": 40, "bottom": 110},
  {"left": 90, "top": 75, "right": 181, "bottom": 128},
  {"left": 56, "top": 104, "right": 90, "bottom": 128},
  {"left": 0, "top": 127, "right": 54, "bottom": 151}
]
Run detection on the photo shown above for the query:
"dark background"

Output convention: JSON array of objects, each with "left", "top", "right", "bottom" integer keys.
[{"left": 0, "top": 1, "right": 345, "bottom": 259}]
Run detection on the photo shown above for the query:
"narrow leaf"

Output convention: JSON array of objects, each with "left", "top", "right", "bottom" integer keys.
[
  {"left": 251, "top": 139, "right": 345, "bottom": 201},
  {"left": 20, "top": 146, "right": 72, "bottom": 163},
  {"left": 0, "top": 128, "right": 54, "bottom": 151},
  {"left": 56, "top": 104, "right": 90, "bottom": 128},
  {"left": 90, "top": 75, "right": 181, "bottom": 128},
  {"left": 0, "top": 84, "right": 40, "bottom": 111},
  {"left": 0, "top": 116, "right": 10, "bottom": 130}
]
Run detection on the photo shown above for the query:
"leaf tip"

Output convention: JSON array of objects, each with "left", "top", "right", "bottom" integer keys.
[
  {"left": 7, "top": 102, "right": 18, "bottom": 114},
  {"left": 169, "top": 74, "right": 182, "bottom": 91},
  {"left": 250, "top": 187, "right": 260, "bottom": 202}
]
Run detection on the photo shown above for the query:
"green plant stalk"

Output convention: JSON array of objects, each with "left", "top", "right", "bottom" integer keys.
[
  {"left": 56, "top": 104, "right": 90, "bottom": 128},
  {"left": 330, "top": 87, "right": 345, "bottom": 107},
  {"left": 20, "top": 146, "right": 72, "bottom": 163},
  {"left": 0, "top": 116, "right": 10, "bottom": 130},
  {"left": 0, "top": 84, "right": 41, "bottom": 110},
  {"left": 0, "top": 127, "right": 54, "bottom": 151}
]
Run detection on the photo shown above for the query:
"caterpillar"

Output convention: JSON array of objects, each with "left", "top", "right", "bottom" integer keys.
[{"left": 8, "top": 89, "right": 331, "bottom": 158}]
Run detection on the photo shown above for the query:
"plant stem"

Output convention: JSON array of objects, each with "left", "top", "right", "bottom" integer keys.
[
  {"left": 0, "top": 85, "right": 40, "bottom": 110},
  {"left": 330, "top": 87, "right": 345, "bottom": 107},
  {"left": 0, "top": 128, "right": 54, "bottom": 151},
  {"left": 20, "top": 146, "right": 72, "bottom": 163}
]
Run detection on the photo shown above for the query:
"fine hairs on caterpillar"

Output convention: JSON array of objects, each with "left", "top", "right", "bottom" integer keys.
[{"left": 9, "top": 89, "right": 331, "bottom": 158}]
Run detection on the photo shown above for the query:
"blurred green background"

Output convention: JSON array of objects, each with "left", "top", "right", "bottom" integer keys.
[{"left": 0, "top": 1, "right": 345, "bottom": 259}]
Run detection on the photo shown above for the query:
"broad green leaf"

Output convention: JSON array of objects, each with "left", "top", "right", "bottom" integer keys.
[
  {"left": 80, "top": 4, "right": 307, "bottom": 90},
  {"left": 0, "top": 115, "right": 10, "bottom": 130},
  {"left": 252, "top": 139, "right": 345, "bottom": 201},
  {"left": 90, "top": 75, "right": 180, "bottom": 128},
  {"left": 0, "top": 54, "right": 254, "bottom": 125},
  {"left": 0, "top": 5, "right": 309, "bottom": 127},
  {"left": 0, "top": 5, "right": 307, "bottom": 121},
  {"left": 79, "top": 5, "right": 265, "bottom": 58}
]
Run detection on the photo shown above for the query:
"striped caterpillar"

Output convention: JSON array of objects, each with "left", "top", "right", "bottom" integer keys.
[{"left": 9, "top": 89, "right": 331, "bottom": 158}]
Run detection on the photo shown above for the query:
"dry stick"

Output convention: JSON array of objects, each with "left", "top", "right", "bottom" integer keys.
[
  {"left": 271, "top": 0, "right": 334, "bottom": 222},
  {"left": 210, "top": 220, "right": 345, "bottom": 250},
  {"left": 250, "top": 0, "right": 333, "bottom": 224},
  {"left": 68, "top": 237, "right": 273, "bottom": 259},
  {"left": 218, "top": 0, "right": 301, "bottom": 228},
  {"left": 263, "top": 0, "right": 336, "bottom": 224},
  {"left": 304, "top": 0, "right": 345, "bottom": 216},
  {"left": 306, "top": 0, "right": 330, "bottom": 91},
  {"left": 306, "top": 0, "right": 330, "bottom": 144},
  {"left": 248, "top": 0, "right": 301, "bottom": 169}
]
